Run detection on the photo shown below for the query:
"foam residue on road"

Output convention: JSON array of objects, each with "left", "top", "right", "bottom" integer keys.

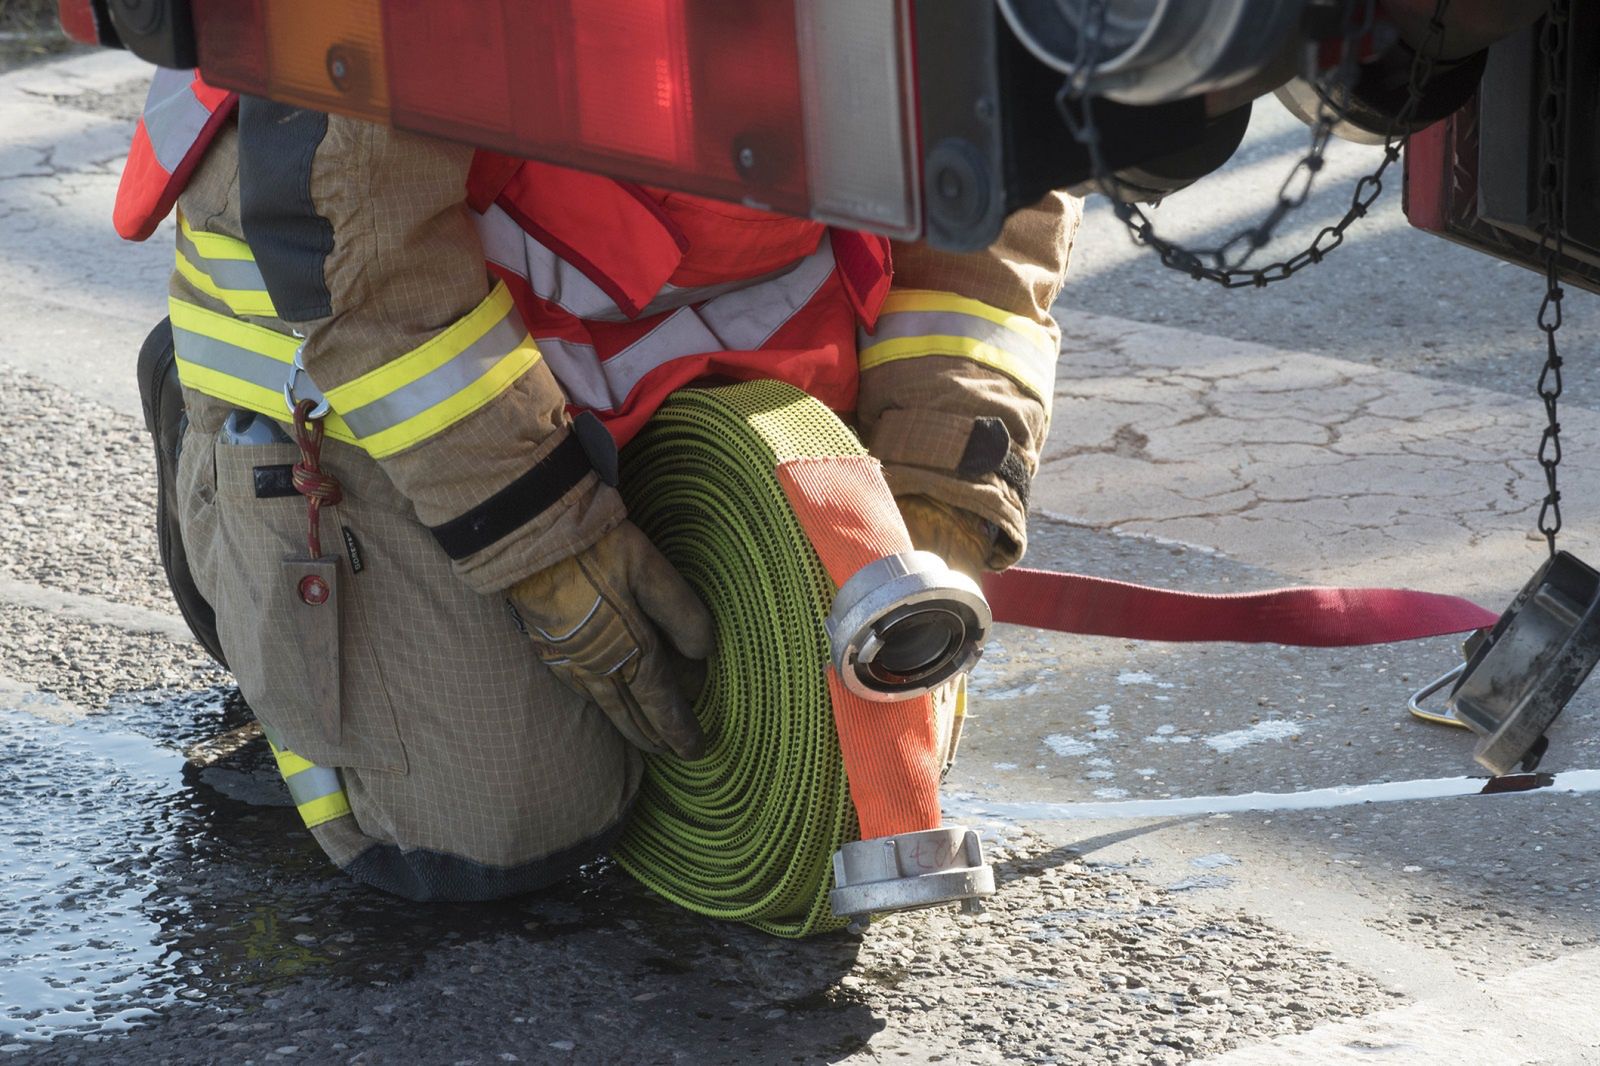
[
  {"left": 1044, "top": 734, "right": 1097, "bottom": 757},
  {"left": 1203, "top": 720, "right": 1303, "bottom": 753}
]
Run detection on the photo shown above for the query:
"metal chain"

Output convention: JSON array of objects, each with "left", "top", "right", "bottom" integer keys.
[
  {"left": 1535, "top": 0, "right": 1570, "bottom": 553},
  {"left": 1057, "top": 0, "right": 1452, "bottom": 288}
]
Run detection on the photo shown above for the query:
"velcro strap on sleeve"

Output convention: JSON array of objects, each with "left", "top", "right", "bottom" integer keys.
[
  {"left": 427, "top": 430, "right": 594, "bottom": 560},
  {"left": 866, "top": 410, "right": 1017, "bottom": 482}
]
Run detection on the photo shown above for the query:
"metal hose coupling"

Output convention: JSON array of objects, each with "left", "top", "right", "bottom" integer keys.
[
  {"left": 825, "top": 550, "right": 992, "bottom": 702},
  {"left": 829, "top": 827, "right": 995, "bottom": 922}
]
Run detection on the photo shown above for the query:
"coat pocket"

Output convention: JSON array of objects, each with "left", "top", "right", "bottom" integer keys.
[{"left": 206, "top": 437, "right": 407, "bottom": 774}]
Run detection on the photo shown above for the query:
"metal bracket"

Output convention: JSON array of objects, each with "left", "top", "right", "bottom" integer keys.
[
  {"left": 1414, "top": 551, "right": 1600, "bottom": 774},
  {"left": 829, "top": 827, "right": 996, "bottom": 921},
  {"left": 283, "top": 344, "right": 330, "bottom": 420}
]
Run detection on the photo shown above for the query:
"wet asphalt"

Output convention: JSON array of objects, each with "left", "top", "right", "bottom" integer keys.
[{"left": 3, "top": 41, "right": 1600, "bottom": 1066}]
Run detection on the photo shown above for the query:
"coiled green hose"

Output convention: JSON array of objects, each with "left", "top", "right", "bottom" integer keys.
[{"left": 614, "top": 381, "right": 864, "bottom": 938}]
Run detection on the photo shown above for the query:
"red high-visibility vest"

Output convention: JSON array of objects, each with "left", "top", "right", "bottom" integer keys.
[
  {"left": 113, "top": 69, "right": 238, "bottom": 242},
  {"left": 115, "top": 75, "right": 892, "bottom": 444}
]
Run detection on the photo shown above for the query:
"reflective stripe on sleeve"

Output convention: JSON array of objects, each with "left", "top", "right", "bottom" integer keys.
[
  {"left": 169, "top": 283, "right": 541, "bottom": 459},
  {"left": 858, "top": 289, "right": 1059, "bottom": 412},
  {"left": 174, "top": 212, "right": 277, "bottom": 317},
  {"left": 323, "top": 283, "right": 541, "bottom": 459},
  {"left": 168, "top": 297, "right": 359, "bottom": 444}
]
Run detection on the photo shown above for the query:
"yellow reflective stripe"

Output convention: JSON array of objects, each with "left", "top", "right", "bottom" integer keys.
[
  {"left": 169, "top": 296, "right": 297, "bottom": 359},
  {"left": 354, "top": 341, "right": 540, "bottom": 459},
  {"left": 174, "top": 249, "right": 278, "bottom": 318},
  {"left": 177, "top": 211, "right": 255, "bottom": 261},
  {"left": 266, "top": 739, "right": 353, "bottom": 829},
  {"left": 326, "top": 284, "right": 517, "bottom": 410},
  {"left": 877, "top": 288, "right": 1057, "bottom": 354},
  {"left": 168, "top": 297, "right": 358, "bottom": 444},
  {"left": 861, "top": 289, "right": 1058, "bottom": 412},
  {"left": 296, "top": 790, "right": 353, "bottom": 829},
  {"left": 860, "top": 335, "right": 1055, "bottom": 411},
  {"left": 273, "top": 748, "right": 316, "bottom": 778},
  {"left": 323, "top": 283, "right": 541, "bottom": 460},
  {"left": 169, "top": 287, "right": 539, "bottom": 460}
]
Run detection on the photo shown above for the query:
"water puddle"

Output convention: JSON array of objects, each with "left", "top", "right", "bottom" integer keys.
[
  {"left": 947, "top": 768, "right": 1600, "bottom": 823},
  {"left": 0, "top": 689, "right": 869, "bottom": 1050},
  {"left": 0, "top": 691, "right": 596, "bottom": 1043}
]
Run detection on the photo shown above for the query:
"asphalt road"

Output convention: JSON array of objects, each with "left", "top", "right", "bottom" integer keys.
[{"left": 2, "top": 48, "right": 1599, "bottom": 1066}]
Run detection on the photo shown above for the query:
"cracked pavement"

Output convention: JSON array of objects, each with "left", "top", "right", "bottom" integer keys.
[
  {"left": 1037, "top": 312, "right": 1600, "bottom": 599},
  {"left": 3, "top": 48, "right": 1600, "bottom": 1066}
]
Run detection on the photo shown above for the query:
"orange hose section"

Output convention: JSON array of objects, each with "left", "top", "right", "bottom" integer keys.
[{"left": 775, "top": 455, "right": 943, "bottom": 839}]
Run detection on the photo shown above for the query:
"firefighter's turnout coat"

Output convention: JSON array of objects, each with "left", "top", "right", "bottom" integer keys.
[{"left": 117, "top": 70, "right": 1079, "bottom": 899}]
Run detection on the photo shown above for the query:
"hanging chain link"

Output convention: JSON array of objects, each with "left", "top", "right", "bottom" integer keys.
[
  {"left": 1535, "top": 0, "right": 1570, "bottom": 554},
  {"left": 1057, "top": 0, "right": 1575, "bottom": 548},
  {"left": 1057, "top": 0, "right": 1452, "bottom": 288}
]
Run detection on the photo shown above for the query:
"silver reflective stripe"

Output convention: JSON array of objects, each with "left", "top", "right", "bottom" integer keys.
[
  {"left": 536, "top": 306, "right": 721, "bottom": 412},
  {"left": 171, "top": 321, "right": 291, "bottom": 392},
  {"left": 142, "top": 68, "right": 211, "bottom": 172},
  {"left": 630, "top": 258, "right": 806, "bottom": 321},
  {"left": 535, "top": 241, "right": 838, "bottom": 413},
  {"left": 532, "top": 337, "right": 611, "bottom": 411},
  {"left": 175, "top": 223, "right": 268, "bottom": 292},
  {"left": 475, "top": 205, "right": 620, "bottom": 321},
  {"left": 475, "top": 204, "right": 842, "bottom": 335},
  {"left": 284, "top": 764, "right": 345, "bottom": 808},
  {"left": 599, "top": 307, "right": 722, "bottom": 406},
  {"left": 338, "top": 309, "right": 530, "bottom": 439},
  {"left": 867, "top": 306, "right": 1056, "bottom": 389},
  {"left": 698, "top": 233, "right": 836, "bottom": 350}
]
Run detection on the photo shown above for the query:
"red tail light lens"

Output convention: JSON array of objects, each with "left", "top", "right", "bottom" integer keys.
[
  {"left": 188, "top": 0, "right": 919, "bottom": 237},
  {"left": 56, "top": 0, "right": 102, "bottom": 44}
]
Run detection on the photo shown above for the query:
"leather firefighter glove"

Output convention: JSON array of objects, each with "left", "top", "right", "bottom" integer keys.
[
  {"left": 509, "top": 522, "right": 715, "bottom": 759},
  {"left": 898, "top": 494, "right": 997, "bottom": 580}
]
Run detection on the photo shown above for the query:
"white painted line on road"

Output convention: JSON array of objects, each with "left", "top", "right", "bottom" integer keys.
[
  {"left": 948, "top": 767, "right": 1600, "bottom": 822},
  {"left": 0, "top": 576, "right": 194, "bottom": 644},
  {"left": 1198, "top": 947, "right": 1600, "bottom": 1064}
]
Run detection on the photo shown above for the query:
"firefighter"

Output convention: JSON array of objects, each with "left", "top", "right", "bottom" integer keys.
[{"left": 121, "top": 76, "right": 1077, "bottom": 901}]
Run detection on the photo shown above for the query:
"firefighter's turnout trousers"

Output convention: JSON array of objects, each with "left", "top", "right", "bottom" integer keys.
[
  {"left": 174, "top": 393, "right": 639, "bottom": 899},
  {"left": 163, "top": 118, "right": 644, "bottom": 900}
]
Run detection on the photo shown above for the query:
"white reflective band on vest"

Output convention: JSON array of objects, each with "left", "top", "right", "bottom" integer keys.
[
  {"left": 532, "top": 235, "right": 839, "bottom": 413},
  {"left": 141, "top": 68, "right": 212, "bottom": 172},
  {"left": 859, "top": 289, "right": 1059, "bottom": 415},
  {"left": 474, "top": 205, "right": 822, "bottom": 325},
  {"left": 477, "top": 204, "right": 623, "bottom": 321}
]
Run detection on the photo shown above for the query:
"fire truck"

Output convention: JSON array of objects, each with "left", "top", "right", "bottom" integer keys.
[{"left": 53, "top": 0, "right": 1596, "bottom": 276}]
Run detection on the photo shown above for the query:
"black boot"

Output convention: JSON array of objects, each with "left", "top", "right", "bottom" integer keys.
[{"left": 138, "top": 318, "right": 228, "bottom": 667}]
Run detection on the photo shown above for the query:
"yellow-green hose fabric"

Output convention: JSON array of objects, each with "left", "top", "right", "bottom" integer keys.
[{"left": 614, "top": 381, "right": 867, "bottom": 938}]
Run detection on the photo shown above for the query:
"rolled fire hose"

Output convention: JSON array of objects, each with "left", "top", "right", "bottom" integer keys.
[{"left": 613, "top": 381, "right": 992, "bottom": 938}]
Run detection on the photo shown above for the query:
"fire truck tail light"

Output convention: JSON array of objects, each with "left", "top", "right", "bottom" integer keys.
[
  {"left": 187, "top": 0, "right": 920, "bottom": 238},
  {"left": 56, "top": 0, "right": 101, "bottom": 45},
  {"left": 191, "top": 0, "right": 390, "bottom": 124},
  {"left": 797, "top": 0, "right": 919, "bottom": 233}
]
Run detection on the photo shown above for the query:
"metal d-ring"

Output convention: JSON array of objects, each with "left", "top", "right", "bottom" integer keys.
[
  {"left": 1408, "top": 662, "right": 1468, "bottom": 726},
  {"left": 283, "top": 343, "right": 331, "bottom": 420}
]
